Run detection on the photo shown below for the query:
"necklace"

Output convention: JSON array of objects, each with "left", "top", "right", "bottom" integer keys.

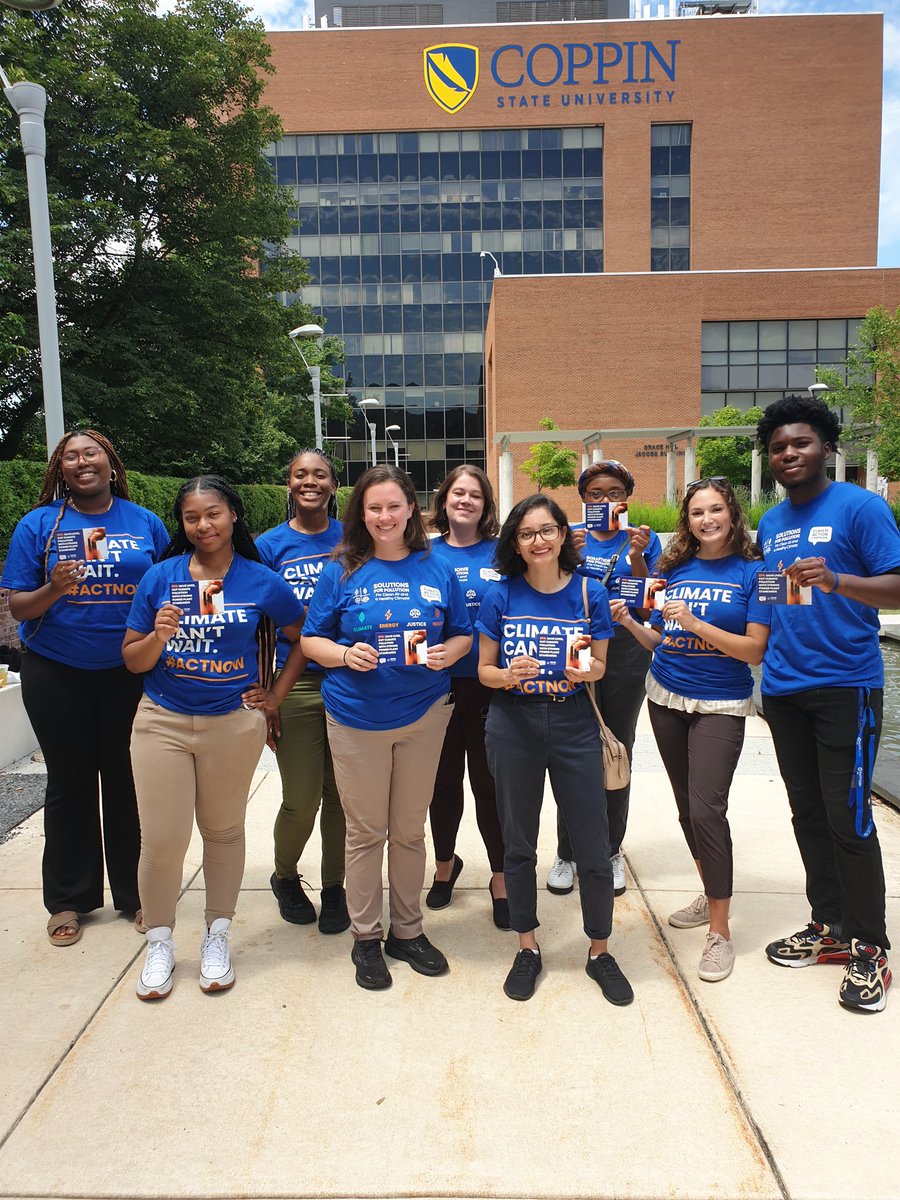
[
  {"left": 190, "top": 551, "right": 234, "bottom": 580},
  {"left": 68, "top": 493, "right": 114, "bottom": 515}
]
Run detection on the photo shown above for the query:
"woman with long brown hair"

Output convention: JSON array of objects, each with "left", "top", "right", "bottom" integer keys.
[
  {"left": 425, "top": 465, "right": 509, "bottom": 928},
  {"left": 1, "top": 430, "right": 169, "bottom": 946},
  {"left": 301, "top": 466, "right": 472, "bottom": 991},
  {"left": 610, "top": 478, "right": 768, "bottom": 983}
]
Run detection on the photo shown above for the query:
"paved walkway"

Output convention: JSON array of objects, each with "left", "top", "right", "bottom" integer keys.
[{"left": 0, "top": 707, "right": 899, "bottom": 1200}]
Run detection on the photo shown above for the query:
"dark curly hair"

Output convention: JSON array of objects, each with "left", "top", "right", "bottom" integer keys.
[
  {"left": 494, "top": 494, "right": 581, "bottom": 578},
  {"left": 162, "top": 475, "right": 277, "bottom": 690},
  {"left": 428, "top": 465, "right": 499, "bottom": 540},
  {"left": 658, "top": 479, "right": 761, "bottom": 575},
  {"left": 335, "top": 465, "right": 428, "bottom": 576},
  {"left": 756, "top": 394, "right": 841, "bottom": 452}
]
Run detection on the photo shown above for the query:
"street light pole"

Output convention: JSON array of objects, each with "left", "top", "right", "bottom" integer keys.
[
  {"left": 386, "top": 424, "right": 402, "bottom": 468},
  {"left": 358, "top": 398, "right": 381, "bottom": 466},
  {"left": 1, "top": 61, "right": 65, "bottom": 455}
]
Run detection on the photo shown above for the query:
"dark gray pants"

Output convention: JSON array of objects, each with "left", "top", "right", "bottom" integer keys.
[
  {"left": 485, "top": 691, "right": 614, "bottom": 939},
  {"left": 648, "top": 700, "right": 745, "bottom": 900},
  {"left": 557, "top": 625, "right": 650, "bottom": 859}
]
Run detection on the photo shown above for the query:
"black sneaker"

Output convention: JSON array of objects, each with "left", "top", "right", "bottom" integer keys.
[
  {"left": 839, "top": 940, "right": 892, "bottom": 1013},
  {"left": 351, "top": 938, "right": 392, "bottom": 990},
  {"left": 318, "top": 884, "right": 350, "bottom": 935},
  {"left": 270, "top": 872, "right": 316, "bottom": 925},
  {"left": 503, "top": 948, "right": 542, "bottom": 1001},
  {"left": 765, "top": 921, "right": 850, "bottom": 968},
  {"left": 586, "top": 952, "right": 634, "bottom": 1006},
  {"left": 384, "top": 930, "right": 448, "bottom": 976}
]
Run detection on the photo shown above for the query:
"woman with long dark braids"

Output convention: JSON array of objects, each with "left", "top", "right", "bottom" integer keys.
[
  {"left": 123, "top": 475, "right": 305, "bottom": 1001},
  {"left": 2, "top": 430, "right": 169, "bottom": 947},
  {"left": 256, "top": 449, "right": 348, "bottom": 933}
]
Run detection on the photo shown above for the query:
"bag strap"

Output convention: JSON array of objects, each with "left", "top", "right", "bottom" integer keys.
[
  {"left": 600, "top": 550, "right": 622, "bottom": 590},
  {"left": 580, "top": 576, "right": 608, "bottom": 741}
]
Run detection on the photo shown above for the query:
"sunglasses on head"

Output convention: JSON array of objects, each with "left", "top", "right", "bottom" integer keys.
[{"left": 685, "top": 476, "right": 728, "bottom": 494}]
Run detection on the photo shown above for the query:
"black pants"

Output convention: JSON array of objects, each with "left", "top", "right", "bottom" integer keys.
[
  {"left": 486, "top": 691, "right": 614, "bottom": 939},
  {"left": 558, "top": 625, "right": 650, "bottom": 860},
  {"left": 647, "top": 701, "right": 745, "bottom": 900},
  {"left": 429, "top": 676, "right": 504, "bottom": 872},
  {"left": 763, "top": 687, "right": 889, "bottom": 949},
  {"left": 21, "top": 649, "right": 144, "bottom": 915}
]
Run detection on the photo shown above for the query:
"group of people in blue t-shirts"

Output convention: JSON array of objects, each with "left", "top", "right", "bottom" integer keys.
[{"left": 2, "top": 393, "right": 897, "bottom": 1013}]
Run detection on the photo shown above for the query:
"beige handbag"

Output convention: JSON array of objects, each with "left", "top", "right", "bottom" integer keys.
[{"left": 581, "top": 577, "right": 631, "bottom": 791}]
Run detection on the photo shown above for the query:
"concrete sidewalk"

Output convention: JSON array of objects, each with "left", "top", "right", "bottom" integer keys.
[{"left": 0, "top": 707, "right": 898, "bottom": 1200}]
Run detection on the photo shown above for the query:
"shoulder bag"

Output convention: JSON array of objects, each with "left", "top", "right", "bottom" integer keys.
[{"left": 581, "top": 576, "right": 631, "bottom": 791}]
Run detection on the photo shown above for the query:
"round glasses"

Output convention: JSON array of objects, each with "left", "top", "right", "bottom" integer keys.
[
  {"left": 516, "top": 524, "right": 561, "bottom": 546},
  {"left": 584, "top": 487, "right": 627, "bottom": 502}
]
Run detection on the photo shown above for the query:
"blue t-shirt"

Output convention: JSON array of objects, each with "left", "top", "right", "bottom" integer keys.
[
  {"left": 256, "top": 518, "right": 343, "bottom": 671},
  {"left": 302, "top": 550, "right": 472, "bottom": 731},
  {"left": 476, "top": 572, "right": 613, "bottom": 699},
  {"left": 1, "top": 497, "right": 170, "bottom": 670},
  {"left": 576, "top": 526, "right": 663, "bottom": 588},
  {"left": 649, "top": 555, "right": 767, "bottom": 701},
  {"left": 126, "top": 554, "right": 304, "bottom": 715},
  {"left": 429, "top": 536, "right": 501, "bottom": 677},
  {"left": 757, "top": 482, "right": 900, "bottom": 695}
]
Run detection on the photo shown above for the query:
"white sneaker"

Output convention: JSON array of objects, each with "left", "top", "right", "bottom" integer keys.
[
  {"left": 611, "top": 852, "right": 626, "bottom": 897},
  {"left": 200, "top": 918, "right": 235, "bottom": 993},
  {"left": 547, "top": 856, "right": 575, "bottom": 895},
  {"left": 698, "top": 931, "right": 735, "bottom": 982},
  {"left": 669, "top": 893, "right": 710, "bottom": 929},
  {"left": 136, "top": 927, "right": 175, "bottom": 1001}
]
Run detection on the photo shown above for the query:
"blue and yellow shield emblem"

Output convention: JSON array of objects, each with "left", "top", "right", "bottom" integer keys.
[{"left": 423, "top": 44, "right": 479, "bottom": 114}]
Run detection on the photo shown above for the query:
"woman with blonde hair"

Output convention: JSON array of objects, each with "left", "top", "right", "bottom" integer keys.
[{"left": 1, "top": 430, "right": 169, "bottom": 946}]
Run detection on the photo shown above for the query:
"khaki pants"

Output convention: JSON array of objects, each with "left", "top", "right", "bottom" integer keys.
[
  {"left": 326, "top": 695, "right": 453, "bottom": 940},
  {"left": 131, "top": 698, "right": 267, "bottom": 928}
]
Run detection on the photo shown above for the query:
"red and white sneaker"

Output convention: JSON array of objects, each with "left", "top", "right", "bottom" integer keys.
[{"left": 765, "top": 921, "right": 850, "bottom": 968}]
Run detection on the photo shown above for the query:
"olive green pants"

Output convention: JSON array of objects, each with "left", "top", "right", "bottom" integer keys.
[{"left": 273, "top": 671, "right": 345, "bottom": 888}]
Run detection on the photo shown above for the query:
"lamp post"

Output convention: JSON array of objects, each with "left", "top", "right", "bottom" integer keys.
[
  {"left": 385, "top": 424, "right": 402, "bottom": 468},
  {"left": 358, "top": 397, "right": 381, "bottom": 466},
  {"left": 288, "top": 323, "right": 325, "bottom": 449},
  {"left": 479, "top": 250, "right": 502, "bottom": 278},
  {"left": 1, "top": 26, "right": 65, "bottom": 456}
]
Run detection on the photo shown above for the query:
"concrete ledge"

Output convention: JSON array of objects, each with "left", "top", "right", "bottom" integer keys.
[{"left": 0, "top": 683, "right": 37, "bottom": 771}]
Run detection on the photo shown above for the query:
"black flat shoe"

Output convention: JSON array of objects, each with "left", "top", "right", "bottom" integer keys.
[
  {"left": 425, "top": 854, "right": 463, "bottom": 909},
  {"left": 488, "top": 877, "right": 511, "bottom": 930}
]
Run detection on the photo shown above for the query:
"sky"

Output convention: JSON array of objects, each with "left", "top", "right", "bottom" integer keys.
[{"left": 235, "top": 0, "right": 899, "bottom": 266}]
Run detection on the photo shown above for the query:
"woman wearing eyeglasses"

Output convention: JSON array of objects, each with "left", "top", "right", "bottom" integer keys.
[
  {"left": 610, "top": 478, "right": 768, "bottom": 983},
  {"left": 1, "top": 430, "right": 169, "bottom": 947},
  {"left": 548, "top": 461, "right": 662, "bottom": 900},
  {"left": 477, "top": 495, "right": 633, "bottom": 1006}
]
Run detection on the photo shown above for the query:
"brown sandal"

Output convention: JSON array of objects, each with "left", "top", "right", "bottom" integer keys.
[
  {"left": 134, "top": 909, "right": 147, "bottom": 935},
  {"left": 47, "top": 911, "right": 82, "bottom": 947}
]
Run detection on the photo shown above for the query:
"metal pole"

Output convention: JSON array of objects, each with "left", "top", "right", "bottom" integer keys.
[
  {"left": 368, "top": 421, "right": 377, "bottom": 466},
  {"left": 2, "top": 75, "right": 65, "bottom": 455},
  {"left": 309, "top": 365, "right": 322, "bottom": 450},
  {"left": 751, "top": 445, "right": 761, "bottom": 504}
]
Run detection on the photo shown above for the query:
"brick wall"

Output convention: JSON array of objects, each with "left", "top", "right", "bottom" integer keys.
[
  {"left": 486, "top": 267, "right": 900, "bottom": 517},
  {"left": 0, "top": 562, "right": 21, "bottom": 656}
]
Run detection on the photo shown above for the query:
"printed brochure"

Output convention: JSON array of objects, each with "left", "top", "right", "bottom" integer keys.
[
  {"left": 56, "top": 527, "right": 108, "bottom": 562},
  {"left": 615, "top": 576, "right": 668, "bottom": 609},
  {"left": 583, "top": 501, "right": 629, "bottom": 532},
  {"left": 756, "top": 572, "right": 812, "bottom": 606},
  {"left": 376, "top": 627, "right": 429, "bottom": 666},
  {"left": 169, "top": 579, "right": 225, "bottom": 617}
]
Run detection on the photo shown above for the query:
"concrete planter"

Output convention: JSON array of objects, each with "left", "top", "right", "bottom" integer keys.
[{"left": 0, "top": 682, "right": 38, "bottom": 770}]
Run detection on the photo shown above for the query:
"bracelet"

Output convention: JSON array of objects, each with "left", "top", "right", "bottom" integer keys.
[
  {"left": 826, "top": 572, "right": 840, "bottom": 595},
  {"left": 342, "top": 647, "right": 350, "bottom": 666}
]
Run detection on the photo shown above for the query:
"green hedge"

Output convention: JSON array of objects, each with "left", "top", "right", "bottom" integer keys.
[{"left": 0, "top": 461, "right": 288, "bottom": 558}]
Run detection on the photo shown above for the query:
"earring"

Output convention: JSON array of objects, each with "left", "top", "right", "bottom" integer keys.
[{"left": 110, "top": 469, "right": 117, "bottom": 482}]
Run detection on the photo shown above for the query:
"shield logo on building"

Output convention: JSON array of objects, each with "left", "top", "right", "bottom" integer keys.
[{"left": 423, "top": 44, "right": 479, "bottom": 114}]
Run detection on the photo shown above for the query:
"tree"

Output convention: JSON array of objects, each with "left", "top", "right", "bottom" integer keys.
[
  {"left": 520, "top": 417, "right": 578, "bottom": 492},
  {"left": 0, "top": 0, "right": 351, "bottom": 479},
  {"left": 696, "top": 404, "right": 764, "bottom": 486},
  {"left": 816, "top": 305, "right": 900, "bottom": 480}
]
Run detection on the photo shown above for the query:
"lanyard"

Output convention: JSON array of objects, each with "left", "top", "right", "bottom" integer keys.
[{"left": 849, "top": 686, "right": 876, "bottom": 839}]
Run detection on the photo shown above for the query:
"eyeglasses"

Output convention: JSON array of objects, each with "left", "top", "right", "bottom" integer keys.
[
  {"left": 516, "top": 524, "right": 561, "bottom": 545},
  {"left": 61, "top": 447, "right": 103, "bottom": 466},
  {"left": 685, "top": 476, "right": 728, "bottom": 494},
  {"left": 584, "top": 487, "right": 627, "bottom": 502}
]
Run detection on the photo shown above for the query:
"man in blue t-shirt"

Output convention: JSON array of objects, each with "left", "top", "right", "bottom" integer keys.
[{"left": 757, "top": 394, "right": 900, "bottom": 1013}]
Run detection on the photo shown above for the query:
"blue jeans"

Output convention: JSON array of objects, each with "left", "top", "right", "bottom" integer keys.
[{"left": 486, "top": 690, "right": 614, "bottom": 939}]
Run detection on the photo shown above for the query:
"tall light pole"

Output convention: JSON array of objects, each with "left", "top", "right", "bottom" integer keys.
[
  {"left": 479, "top": 250, "right": 502, "bottom": 277},
  {"left": 385, "top": 424, "right": 402, "bottom": 468},
  {"left": 1, "top": 16, "right": 66, "bottom": 456},
  {"left": 358, "top": 397, "right": 381, "bottom": 466},
  {"left": 288, "top": 323, "right": 325, "bottom": 449}
]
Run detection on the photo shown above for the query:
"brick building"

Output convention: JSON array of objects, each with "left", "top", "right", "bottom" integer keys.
[{"left": 263, "top": 13, "right": 896, "bottom": 507}]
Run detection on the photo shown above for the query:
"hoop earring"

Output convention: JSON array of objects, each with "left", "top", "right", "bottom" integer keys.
[{"left": 110, "top": 469, "right": 117, "bottom": 482}]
